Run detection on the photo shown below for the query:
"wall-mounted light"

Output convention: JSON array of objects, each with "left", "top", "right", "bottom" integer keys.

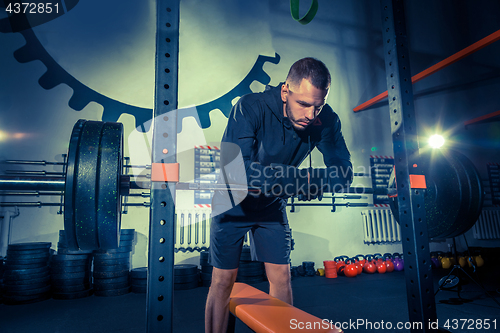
[{"left": 428, "top": 134, "right": 445, "bottom": 149}]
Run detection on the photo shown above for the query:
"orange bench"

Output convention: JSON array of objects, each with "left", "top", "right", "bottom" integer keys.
[{"left": 228, "top": 282, "right": 343, "bottom": 333}]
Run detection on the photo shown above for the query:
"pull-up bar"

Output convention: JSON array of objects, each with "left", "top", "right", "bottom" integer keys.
[{"left": 353, "top": 29, "right": 500, "bottom": 112}]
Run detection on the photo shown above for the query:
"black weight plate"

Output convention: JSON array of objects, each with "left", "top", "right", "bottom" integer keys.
[
  {"left": 6, "top": 249, "right": 48, "bottom": 257},
  {"left": 93, "top": 280, "right": 130, "bottom": 291},
  {"left": 94, "top": 246, "right": 132, "bottom": 254},
  {"left": 174, "top": 264, "right": 198, "bottom": 276},
  {"left": 51, "top": 283, "right": 91, "bottom": 293},
  {"left": 118, "top": 240, "right": 134, "bottom": 247},
  {"left": 240, "top": 246, "right": 252, "bottom": 261},
  {"left": 50, "top": 259, "right": 90, "bottom": 268},
  {"left": 51, "top": 277, "right": 90, "bottom": 286},
  {"left": 52, "top": 288, "right": 93, "bottom": 300},
  {"left": 174, "top": 273, "right": 199, "bottom": 284},
  {"left": 64, "top": 119, "right": 86, "bottom": 250},
  {"left": 201, "top": 272, "right": 212, "bottom": 281},
  {"left": 93, "top": 275, "right": 129, "bottom": 285},
  {"left": 238, "top": 261, "right": 264, "bottom": 270},
  {"left": 131, "top": 279, "right": 147, "bottom": 287},
  {"left": 93, "top": 252, "right": 130, "bottom": 260},
  {"left": 3, "top": 285, "right": 51, "bottom": 297},
  {"left": 3, "top": 275, "right": 50, "bottom": 286},
  {"left": 4, "top": 262, "right": 48, "bottom": 270},
  {"left": 130, "top": 267, "right": 147, "bottom": 279},
  {"left": 5, "top": 257, "right": 50, "bottom": 265},
  {"left": 2, "top": 281, "right": 49, "bottom": 291},
  {"left": 94, "top": 286, "right": 130, "bottom": 297},
  {"left": 120, "top": 229, "right": 135, "bottom": 235},
  {"left": 236, "top": 275, "right": 266, "bottom": 284},
  {"left": 57, "top": 248, "right": 94, "bottom": 255},
  {"left": 96, "top": 122, "right": 123, "bottom": 250},
  {"left": 50, "top": 265, "right": 88, "bottom": 274},
  {"left": 202, "top": 279, "right": 211, "bottom": 287},
  {"left": 450, "top": 152, "right": 484, "bottom": 237},
  {"left": 51, "top": 271, "right": 90, "bottom": 280},
  {"left": 93, "top": 264, "right": 130, "bottom": 273},
  {"left": 51, "top": 254, "right": 91, "bottom": 261},
  {"left": 93, "top": 257, "right": 130, "bottom": 266},
  {"left": 131, "top": 285, "right": 147, "bottom": 294},
  {"left": 3, "top": 266, "right": 49, "bottom": 277},
  {"left": 119, "top": 234, "right": 134, "bottom": 241},
  {"left": 3, "top": 271, "right": 49, "bottom": 282},
  {"left": 237, "top": 269, "right": 265, "bottom": 278},
  {"left": 2, "top": 292, "right": 51, "bottom": 305},
  {"left": 201, "top": 265, "right": 213, "bottom": 274},
  {"left": 93, "top": 269, "right": 129, "bottom": 279},
  {"left": 8, "top": 242, "right": 51, "bottom": 251},
  {"left": 439, "top": 275, "right": 460, "bottom": 289},
  {"left": 6, "top": 252, "right": 50, "bottom": 260},
  {"left": 174, "top": 280, "right": 198, "bottom": 290},
  {"left": 75, "top": 120, "right": 105, "bottom": 250}
]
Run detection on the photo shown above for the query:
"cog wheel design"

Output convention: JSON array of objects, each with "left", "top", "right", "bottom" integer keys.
[{"left": 1, "top": 9, "right": 280, "bottom": 133}]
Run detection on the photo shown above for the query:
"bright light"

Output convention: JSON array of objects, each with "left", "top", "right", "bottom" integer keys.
[{"left": 428, "top": 134, "right": 445, "bottom": 148}]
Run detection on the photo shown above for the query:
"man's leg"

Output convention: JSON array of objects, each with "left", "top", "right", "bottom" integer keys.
[
  {"left": 264, "top": 262, "right": 292, "bottom": 305},
  {"left": 205, "top": 267, "right": 238, "bottom": 333}
]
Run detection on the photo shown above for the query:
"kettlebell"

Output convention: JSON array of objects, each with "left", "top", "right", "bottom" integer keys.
[
  {"left": 376, "top": 259, "right": 387, "bottom": 274},
  {"left": 383, "top": 253, "right": 395, "bottom": 273},
  {"left": 334, "top": 256, "right": 346, "bottom": 275},
  {"left": 440, "top": 256, "right": 452, "bottom": 269},
  {"left": 458, "top": 256, "right": 467, "bottom": 268},
  {"left": 363, "top": 255, "right": 376, "bottom": 274},
  {"left": 344, "top": 258, "right": 358, "bottom": 278},
  {"left": 474, "top": 255, "right": 484, "bottom": 267},
  {"left": 355, "top": 254, "right": 366, "bottom": 267},
  {"left": 351, "top": 257, "right": 363, "bottom": 275},
  {"left": 393, "top": 253, "right": 404, "bottom": 271}
]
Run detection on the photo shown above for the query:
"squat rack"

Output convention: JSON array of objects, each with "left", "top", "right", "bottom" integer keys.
[{"left": 147, "top": 0, "right": 439, "bottom": 332}]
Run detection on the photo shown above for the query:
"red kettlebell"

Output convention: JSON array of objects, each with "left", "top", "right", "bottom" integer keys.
[
  {"left": 363, "top": 255, "right": 377, "bottom": 274},
  {"left": 334, "top": 256, "right": 346, "bottom": 275},
  {"left": 384, "top": 253, "right": 395, "bottom": 273},
  {"left": 376, "top": 260, "right": 387, "bottom": 274},
  {"left": 351, "top": 257, "right": 363, "bottom": 275},
  {"left": 355, "top": 254, "right": 366, "bottom": 268},
  {"left": 344, "top": 258, "right": 358, "bottom": 278}
]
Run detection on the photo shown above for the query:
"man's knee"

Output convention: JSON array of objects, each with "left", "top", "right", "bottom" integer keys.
[{"left": 210, "top": 267, "right": 238, "bottom": 291}]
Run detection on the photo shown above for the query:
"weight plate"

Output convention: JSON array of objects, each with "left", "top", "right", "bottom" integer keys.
[
  {"left": 50, "top": 265, "right": 88, "bottom": 274},
  {"left": 201, "top": 272, "right": 212, "bottom": 281},
  {"left": 51, "top": 283, "right": 91, "bottom": 293},
  {"left": 131, "top": 285, "right": 147, "bottom": 294},
  {"left": 174, "top": 273, "right": 199, "bottom": 284},
  {"left": 174, "top": 280, "right": 199, "bottom": 290},
  {"left": 94, "top": 286, "right": 130, "bottom": 297},
  {"left": 93, "top": 269, "right": 129, "bottom": 279},
  {"left": 8, "top": 242, "right": 51, "bottom": 251},
  {"left": 51, "top": 254, "right": 91, "bottom": 261},
  {"left": 2, "top": 281, "right": 49, "bottom": 291},
  {"left": 93, "top": 252, "right": 130, "bottom": 260},
  {"left": 51, "top": 271, "right": 90, "bottom": 280},
  {"left": 75, "top": 120, "right": 105, "bottom": 250},
  {"left": 94, "top": 246, "right": 132, "bottom": 254},
  {"left": 131, "top": 279, "right": 147, "bottom": 287},
  {"left": 93, "top": 275, "right": 129, "bottom": 285},
  {"left": 201, "top": 265, "right": 213, "bottom": 274},
  {"left": 238, "top": 261, "right": 264, "bottom": 270},
  {"left": 389, "top": 150, "right": 480, "bottom": 239},
  {"left": 120, "top": 229, "right": 135, "bottom": 235},
  {"left": 2, "top": 292, "right": 51, "bottom": 305},
  {"left": 50, "top": 260, "right": 90, "bottom": 268},
  {"left": 57, "top": 248, "right": 94, "bottom": 255},
  {"left": 51, "top": 277, "right": 91, "bottom": 286},
  {"left": 236, "top": 275, "right": 266, "bottom": 284},
  {"left": 130, "top": 267, "right": 147, "bottom": 279},
  {"left": 202, "top": 279, "right": 211, "bottom": 287},
  {"left": 93, "top": 280, "right": 130, "bottom": 291},
  {"left": 53, "top": 288, "right": 93, "bottom": 300},
  {"left": 93, "top": 264, "right": 130, "bottom": 273},
  {"left": 4, "top": 262, "right": 47, "bottom": 270},
  {"left": 3, "top": 271, "right": 49, "bottom": 282},
  {"left": 3, "top": 285, "right": 51, "bottom": 297},
  {"left": 174, "top": 264, "right": 198, "bottom": 276},
  {"left": 119, "top": 234, "right": 134, "bottom": 241},
  {"left": 7, "top": 248, "right": 49, "bottom": 256},
  {"left": 6, "top": 252, "right": 50, "bottom": 260},
  {"left": 439, "top": 275, "right": 460, "bottom": 289},
  {"left": 96, "top": 122, "right": 123, "bottom": 250},
  {"left": 5, "top": 257, "right": 50, "bottom": 265},
  {"left": 3, "top": 275, "right": 50, "bottom": 286},
  {"left": 93, "top": 257, "right": 130, "bottom": 266},
  {"left": 3, "top": 266, "right": 49, "bottom": 277},
  {"left": 64, "top": 119, "right": 86, "bottom": 250}
]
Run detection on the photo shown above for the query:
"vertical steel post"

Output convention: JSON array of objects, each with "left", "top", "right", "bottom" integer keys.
[
  {"left": 147, "top": 0, "right": 180, "bottom": 332},
  {"left": 380, "top": 0, "right": 438, "bottom": 331}
]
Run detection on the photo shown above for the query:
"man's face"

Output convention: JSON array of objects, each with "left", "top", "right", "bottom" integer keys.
[{"left": 281, "top": 78, "right": 329, "bottom": 131}]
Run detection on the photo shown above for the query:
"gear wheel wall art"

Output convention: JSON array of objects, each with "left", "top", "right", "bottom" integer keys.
[{"left": 0, "top": 1, "right": 280, "bottom": 133}]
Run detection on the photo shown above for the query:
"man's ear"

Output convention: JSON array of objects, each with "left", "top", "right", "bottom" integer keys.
[{"left": 281, "top": 83, "right": 288, "bottom": 103}]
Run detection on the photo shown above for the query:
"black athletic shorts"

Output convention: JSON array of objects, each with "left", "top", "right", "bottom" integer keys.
[{"left": 209, "top": 203, "right": 292, "bottom": 269}]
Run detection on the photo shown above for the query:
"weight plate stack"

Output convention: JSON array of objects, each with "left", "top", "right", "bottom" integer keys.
[
  {"left": 200, "top": 251, "right": 212, "bottom": 287},
  {"left": 130, "top": 267, "right": 147, "bottom": 293},
  {"left": 2, "top": 242, "right": 52, "bottom": 305},
  {"left": 92, "top": 229, "right": 134, "bottom": 297},
  {"left": 302, "top": 261, "right": 316, "bottom": 277},
  {"left": 174, "top": 264, "right": 199, "bottom": 290},
  {"left": 236, "top": 247, "right": 266, "bottom": 284},
  {"left": 50, "top": 252, "right": 93, "bottom": 300}
]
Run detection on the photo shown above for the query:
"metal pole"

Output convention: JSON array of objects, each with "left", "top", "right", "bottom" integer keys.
[
  {"left": 380, "top": 0, "right": 437, "bottom": 331},
  {"left": 0, "top": 176, "right": 65, "bottom": 191},
  {"left": 147, "top": 1, "right": 179, "bottom": 332}
]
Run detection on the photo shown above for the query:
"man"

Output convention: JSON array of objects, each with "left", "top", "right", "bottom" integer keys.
[{"left": 205, "top": 57, "right": 352, "bottom": 332}]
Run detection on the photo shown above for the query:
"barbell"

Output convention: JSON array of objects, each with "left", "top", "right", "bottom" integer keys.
[{"left": 0, "top": 119, "right": 484, "bottom": 251}]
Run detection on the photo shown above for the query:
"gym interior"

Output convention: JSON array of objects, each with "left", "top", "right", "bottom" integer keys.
[{"left": 0, "top": 1, "right": 499, "bottom": 332}]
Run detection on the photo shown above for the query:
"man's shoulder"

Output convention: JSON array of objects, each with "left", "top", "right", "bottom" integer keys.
[
  {"left": 317, "top": 104, "right": 340, "bottom": 125},
  {"left": 236, "top": 85, "right": 280, "bottom": 111}
]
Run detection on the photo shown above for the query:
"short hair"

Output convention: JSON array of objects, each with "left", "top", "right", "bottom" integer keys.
[{"left": 285, "top": 57, "right": 331, "bottom": 91}]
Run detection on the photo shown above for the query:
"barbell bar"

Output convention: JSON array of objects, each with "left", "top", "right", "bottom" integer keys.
[{"left": 0, "top": 119, "right": 484, "bottom": 250}]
